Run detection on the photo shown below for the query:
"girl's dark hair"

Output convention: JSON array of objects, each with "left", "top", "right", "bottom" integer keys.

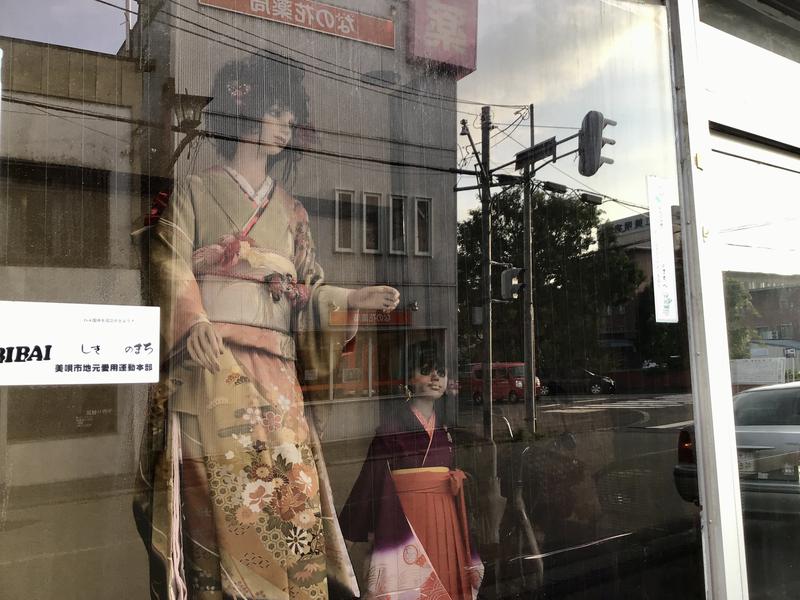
[{"left": 208, "top": 56, "right": 310, "bottom": 180}]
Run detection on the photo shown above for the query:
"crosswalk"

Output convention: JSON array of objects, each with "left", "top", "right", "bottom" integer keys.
[{"left": 542, "top": 395, "right": 693, "bottom": 415}]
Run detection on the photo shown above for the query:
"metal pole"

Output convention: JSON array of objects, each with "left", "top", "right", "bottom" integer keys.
[
  {"left": 523, "top": 103, "right": 537, "bottom": 435},
  {"left": 480, "top": 106, "right": 494, "bottom": 446}
]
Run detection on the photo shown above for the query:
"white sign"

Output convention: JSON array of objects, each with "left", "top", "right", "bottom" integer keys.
[
  {"left": 647, "top": 175, "right": 679, "bottom": 323},
  {"left": 730, "top": 358, "right": 786, "bottom": 385},
  {"left": 0, "top": 301, "right": 160, "bottom": 386}
]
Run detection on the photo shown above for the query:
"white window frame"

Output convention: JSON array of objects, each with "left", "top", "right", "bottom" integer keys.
[
  {"left": 389, "top": 194, "right": 407, "bottom": 255},
  {"left": 362, "top": 192, "right": 382, "bottom": 254},
  {"left": 414, "top": 196, "right": 433, "bottom": 256},
  {"left": 334, "top": 189, "right": 355, "bottom": 253}
]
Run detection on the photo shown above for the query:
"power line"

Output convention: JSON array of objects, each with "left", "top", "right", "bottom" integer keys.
[
  {"left": 3, "top": 94, "right": 473, "bottom": 178},
  {"left": 546, "top": 164, "right": 649, "bottom": 212},
  {"left": 166, "top": 0, "right": 524, "bottom": 110},
  {"left": 106, "top": 0, "right": 585, "bottom": 133},
  {"left": 98, "top": 0, "right": 508, "bottom": 117}
]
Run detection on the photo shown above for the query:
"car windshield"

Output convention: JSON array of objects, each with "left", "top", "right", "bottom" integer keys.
[
  {"left": 734, "top": 388, "right": 800, "bottom": 426},
  {"left": 510, "top": 366, "right": 525, "bottom": 377}
]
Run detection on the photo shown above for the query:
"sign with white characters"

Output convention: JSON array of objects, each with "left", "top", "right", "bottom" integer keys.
[
  {"left": 408, "top": 0, "right": 478, "bottom": 77},
  {"left": 647, "top": 175, "right": 679, "bottom": 323},
  {"left": 0, "top": 301, "right": 160, "bottom": 386}
]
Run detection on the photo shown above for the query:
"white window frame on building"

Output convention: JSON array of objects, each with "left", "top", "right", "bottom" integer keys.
[
  {"left": 389, "top": 194, "right": 407, "bottom": 255},
  {"left": 414, "top": 196, "right": 433, "bottom": 256},
  {"left": 334, "top": 189, "right": 355, "bottom": 253},
  {"left": 362, "top": 191, "right": 382, "bottom": 254}
]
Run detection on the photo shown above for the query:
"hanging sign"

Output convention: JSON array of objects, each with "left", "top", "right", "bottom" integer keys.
[
  {"left": 199, "top": 0, "right": 395, "bottom": 49},
  {"left": 408, "top": 0, "right": 478, "bottom": 77},
  {"left": 328, "top": 309, "right": 411, "bottom": 327},
  {"left": 0, "top": 301, "right": 160, "bottom": 386},
  {"left": 647, "top": 175, "right": 679, "bottom": 323}
]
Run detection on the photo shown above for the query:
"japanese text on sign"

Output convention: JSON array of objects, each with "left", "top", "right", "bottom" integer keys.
[
  {"left": 647, "top": 176, "right": 679, "bottom": 323},
  {"left": 0, "top": 301, "right": 160, "bottom": 386},
  {"left": 199, "top": 0, "right": 395, "bottom": 48}
]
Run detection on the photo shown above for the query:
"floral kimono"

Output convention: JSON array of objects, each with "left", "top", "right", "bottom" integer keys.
[
  {"left": 339, "top": 405, "right": 483, "bottom": 600},
  {"left": 135, "top": 167, "right": 359, "bottom": 600}
]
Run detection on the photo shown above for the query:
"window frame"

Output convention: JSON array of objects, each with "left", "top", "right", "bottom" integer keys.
[
  {"left": 389, "top": 194, "right": 407, "bottom": 255},
  {"left": 334, "top": 188, "right": 356, "bottom": 253},
  {"left": 362, "top": 191, "right": 382, "bottom": 254},
  {"left": 414, "top": 196, "right": 433, "bottom": 257}
]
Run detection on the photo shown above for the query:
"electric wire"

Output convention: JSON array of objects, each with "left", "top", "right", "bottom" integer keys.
[
  {"left": 166, "top": 0, "right": 523, "bottom": 109},
  {"left": 2, "top": 94, "right": 469, "bottom": 178},
  {"left": 96, "top": 0, "right": 517, "bottom": 117}
]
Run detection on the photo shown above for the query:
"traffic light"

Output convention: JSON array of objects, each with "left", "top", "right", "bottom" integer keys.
[
  {"left": 578, "top": 110, "right": 616, "bottom": 177},
  {"left": 501, "top": 267, "right": 525, "bottom": 300}
]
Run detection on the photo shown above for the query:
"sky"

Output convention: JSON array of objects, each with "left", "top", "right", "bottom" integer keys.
[
  {"left": 455, "top": 0, "right": 678, "bottom": 223},
  {"left": 0, "top": 0, "right": 129, "bottom": 54},
  {"left": 0, "top": 0, "right": 678, "bottom": 225}
]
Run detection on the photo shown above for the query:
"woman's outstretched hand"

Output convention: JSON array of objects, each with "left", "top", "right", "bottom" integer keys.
[
  {"left": 347, "top": 286, "right": 400, "bottom": 312},
  {"left": 187, "top": 321, "right": 224, "bottom": 372}
]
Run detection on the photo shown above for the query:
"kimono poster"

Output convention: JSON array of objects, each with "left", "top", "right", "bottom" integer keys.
[{"left": 0, "top": 300, "right": 160, "bottom": 386}]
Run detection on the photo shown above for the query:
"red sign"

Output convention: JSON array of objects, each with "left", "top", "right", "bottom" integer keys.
[
  {"left": 328, "top": 309, "right": 411, "bottom": 327},
  {"left": 199, "top": 0, "right": 395, "bottom": 49},
  {"left": 408, "top": 0, "right": 478, "bottom": 77}
]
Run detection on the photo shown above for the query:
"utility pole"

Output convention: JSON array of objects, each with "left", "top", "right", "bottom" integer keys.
[
  {"left": 480, "top": 106, "right": 494, "bottom": 445},
  {"left": 523, "top": 103, "right": 537, "bottom": 435}
]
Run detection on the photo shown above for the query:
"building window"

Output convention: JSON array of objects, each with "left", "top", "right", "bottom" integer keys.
[
  {"left": 335, "top": 189, "right": 354, "bottom": 252},
  {"left": 415, "top": 197, "right": 432, "bottom": 256},
  {"left": 390, "top": 195, "right": 406, "bottom": 255},
  {"left": 363, "top": 192, "right": 381, "bottom": 253}
]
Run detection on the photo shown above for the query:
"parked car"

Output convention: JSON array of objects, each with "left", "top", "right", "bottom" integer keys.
[
  {"left": 674, "top": 381, "right": 800, "bottom": 516},
  {"left": 539, "top": 368, "right": 615, "bottom": 396},
  {"left": 467, "top": 362, "right": 540, "bottom": 405}
]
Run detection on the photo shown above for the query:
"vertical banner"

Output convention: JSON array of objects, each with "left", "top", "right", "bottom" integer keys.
[{"left": 647, "top": 175, "right": 679, "bottom": 323}]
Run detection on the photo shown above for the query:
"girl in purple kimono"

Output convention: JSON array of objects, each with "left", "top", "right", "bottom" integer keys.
[{"left": 340, "top": 342, "right": 483, "bottom": 599}]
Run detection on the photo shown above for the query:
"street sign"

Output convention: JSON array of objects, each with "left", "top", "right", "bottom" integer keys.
[{"left": 515, "top": 136, "right": 556, "bottom": 170}]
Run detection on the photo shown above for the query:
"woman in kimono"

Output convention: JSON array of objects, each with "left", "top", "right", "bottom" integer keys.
[
  {"left": 136, "top": 57, "right": 399, "bottom": 600},
  {"left": 339, "top": 342, "right": 483, "bottom": 600}
]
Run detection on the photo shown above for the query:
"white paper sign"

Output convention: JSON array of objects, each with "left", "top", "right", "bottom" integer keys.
[
  {"left": 730, "top": 358, "right": 786, "bottom": 385},
  {"left": 647, "top": 175, "right": 679, "bottom": 323},
  {"left": 0, "top": 301, "right": 160, "bottom": 386}
]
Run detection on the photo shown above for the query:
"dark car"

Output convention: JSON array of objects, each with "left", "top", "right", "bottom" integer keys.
[
  {"left": 674, "top": 382, "right": 800, "bottom": 516},
  {"left": 539, "top": 368, "right": 615, "bottom": 396}
]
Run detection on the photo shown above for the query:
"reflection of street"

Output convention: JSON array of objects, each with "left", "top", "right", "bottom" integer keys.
[
  {"left": 0, "top": 478, "right": 149, "bottom": 599},
  {"left": 0, "top": 394, "right": 703, "bottom": 599},
  {"left": 457, "top": 393, "right": 704, "bottom": 598}
]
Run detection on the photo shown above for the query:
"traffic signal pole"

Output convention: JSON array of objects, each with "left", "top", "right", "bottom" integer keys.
[
  {"left": 480, "top": 106, "right": 495, "bottom": 449},
  {"left": 523, "top": 103, "right": 537, "bottom": 435}
]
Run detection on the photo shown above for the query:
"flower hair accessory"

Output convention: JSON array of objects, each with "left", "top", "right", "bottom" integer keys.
[{"left": 226, "top": 80, "right": 252, "bottom": 106}]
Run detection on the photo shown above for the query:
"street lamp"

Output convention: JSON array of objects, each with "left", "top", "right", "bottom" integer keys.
[{"left": 169, "top": 90, "right": 212, "bottom": 169}]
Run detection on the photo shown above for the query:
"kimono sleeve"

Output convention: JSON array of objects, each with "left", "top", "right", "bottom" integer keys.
[
  {"left": 339, "top": 433, "right": 390, "bottom": 543},
  {"left": 149, "top": 176, "right": 208, "bottom": 355},
  {"left": 292, "top": 199, "right": 358, "bottom": 401}
]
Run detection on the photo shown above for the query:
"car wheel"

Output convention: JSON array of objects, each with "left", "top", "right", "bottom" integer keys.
[
  {"left": 508, "top": 391, "right": 519, "bottom": 403},
  {"left": 540, "top": 384, "right": 550, "bottom": 396},
  {"left": 590, "top": 383, "right": 603, "bottom": 395},
  {"left": 473, "top": 392, "right": 483, "bottom": 406}
]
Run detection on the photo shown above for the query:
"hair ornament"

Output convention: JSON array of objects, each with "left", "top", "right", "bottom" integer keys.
[{"left": 226, "top": 81, "right": 252, "bottom": 105}]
